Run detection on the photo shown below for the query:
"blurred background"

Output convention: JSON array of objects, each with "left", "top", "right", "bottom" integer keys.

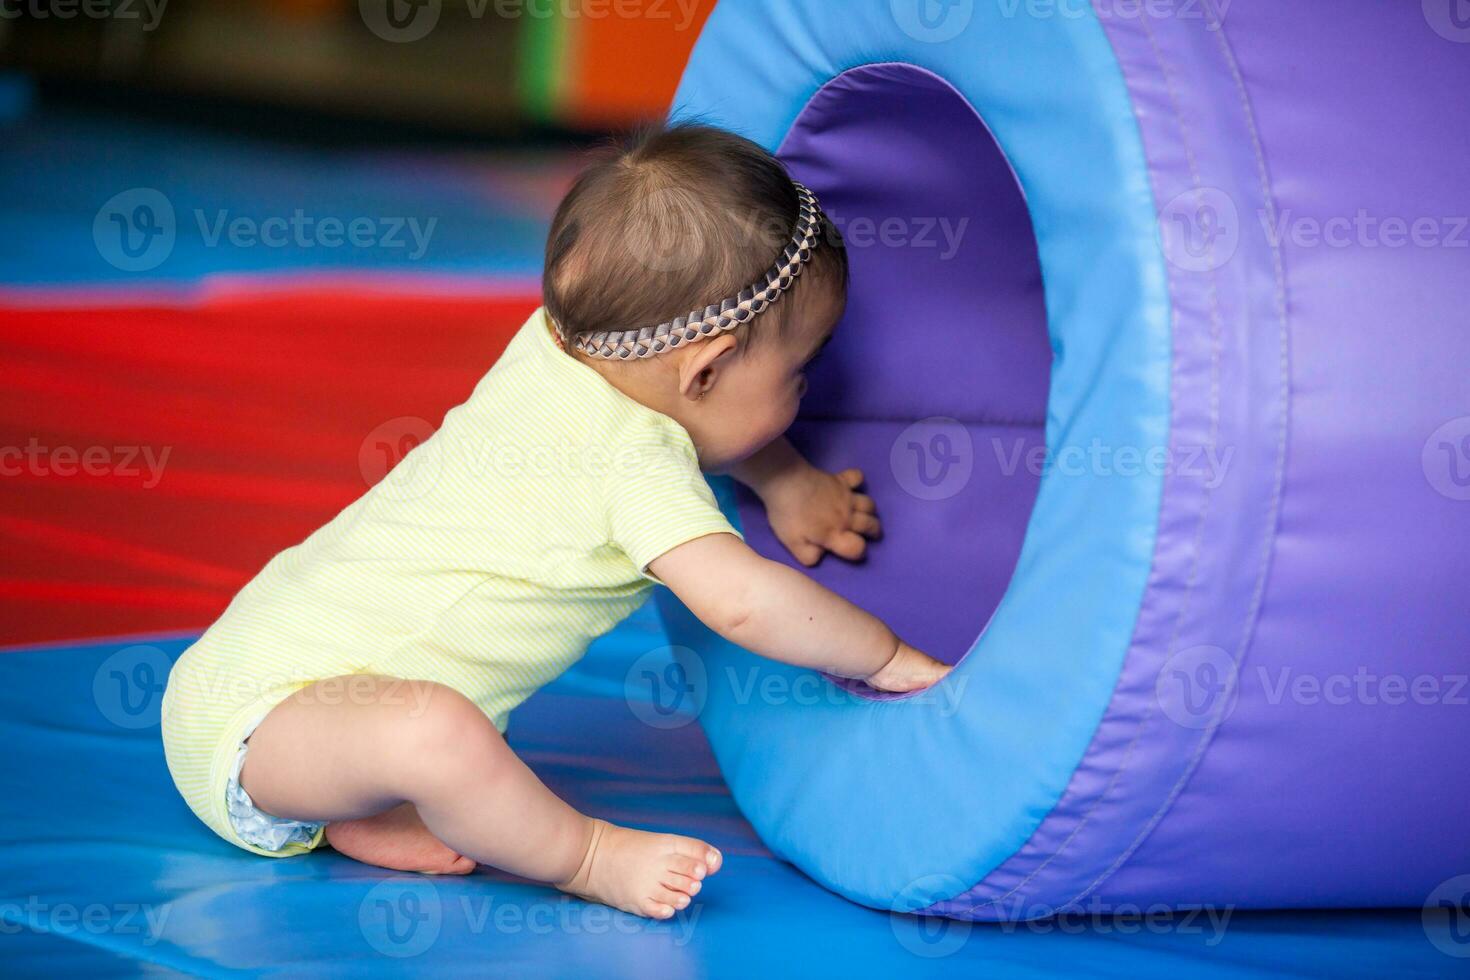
[
  {"left": 0, "top": 0, "right": 713, "bottom": 134},
  {"left": 0, "top": 1, "right": 713, "bottom": 646}
]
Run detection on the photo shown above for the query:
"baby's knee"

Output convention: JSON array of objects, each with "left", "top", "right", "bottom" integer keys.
[{"left": 394, "top": 683, "right": 506, "bottom": 780}]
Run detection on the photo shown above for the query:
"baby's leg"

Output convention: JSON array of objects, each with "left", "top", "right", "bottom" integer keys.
[
  {"left": 324, "top": 801, "right": 475, "bottom": 876},
  {"left": 241, "top": 676, "right": 720, "bottom": 918}
]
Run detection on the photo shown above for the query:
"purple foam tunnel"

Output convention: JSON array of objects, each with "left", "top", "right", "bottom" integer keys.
[{"left": 659, "top": 0, "right": 1470, "bottom": 919}]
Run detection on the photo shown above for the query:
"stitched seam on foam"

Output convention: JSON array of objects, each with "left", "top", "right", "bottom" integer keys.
[
  {"left": 1062, "top": 0, "right": 1292, "bottom": 910},
  {"left": 943, "top": 6, "right": 1224, "bottom": 918},
  {"left": 1056, "top": 5, "right": 1229, "bottom": 912}
]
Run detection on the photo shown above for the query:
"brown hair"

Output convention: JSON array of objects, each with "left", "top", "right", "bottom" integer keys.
[{"left": 543, "top": 123, "right": 847, "bottom": 355}]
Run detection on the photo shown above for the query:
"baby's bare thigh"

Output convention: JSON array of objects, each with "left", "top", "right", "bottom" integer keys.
[{"left": 240, "top": 675, "right": 494, "bottom": 823}]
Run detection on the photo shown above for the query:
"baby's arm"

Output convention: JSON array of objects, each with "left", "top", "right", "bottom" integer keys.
[
  {"left": 727, "top": 437, "right": 880, "bottom": 567},
  {"left": 650, "top": 533, "right": 949, "bottom": 692}
]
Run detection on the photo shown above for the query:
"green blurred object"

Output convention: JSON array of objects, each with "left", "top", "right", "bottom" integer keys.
[{"left": 517, "top": 4, "right": 568, "bottom": 124}]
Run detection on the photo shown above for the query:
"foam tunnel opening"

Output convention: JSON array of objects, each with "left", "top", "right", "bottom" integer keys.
[
  {"left": 667, "top": 6, "right": 1174, "bottom": 911},
  {"left": 732, "top": 63, "right": 1052, "bottom": 668}
]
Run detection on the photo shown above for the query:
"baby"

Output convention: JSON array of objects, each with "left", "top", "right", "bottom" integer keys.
[{"left": 161, "top": 124, "right": 950, "bottom": 920}]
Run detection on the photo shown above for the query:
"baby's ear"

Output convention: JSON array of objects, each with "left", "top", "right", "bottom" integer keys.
[{"left": 678, "top": 334, "right": 739, "bottom": 402}]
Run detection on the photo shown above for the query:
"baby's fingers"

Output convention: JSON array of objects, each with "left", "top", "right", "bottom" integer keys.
[
  {"left": 851, "top": 511, "right": 882, "bottom": 539},
  {"left": 852, "top": 493, "right": 878, "bottom": 515},
  {"left": 837, "top": 468, "right": 865, "bottom": 490},
  {"left": 772, "top": 523, "right": 823, "bottom": 566},
  {"left": 790, "top": 539, "right": 825, "bottom": 567},
  {"left": 826, "top": 530, "right": 868, "bottom": 562}
]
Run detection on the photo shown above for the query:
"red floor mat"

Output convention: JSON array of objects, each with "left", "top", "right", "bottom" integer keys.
[{"left": 1, "top": 286, "right": 539, "bottom": 645}]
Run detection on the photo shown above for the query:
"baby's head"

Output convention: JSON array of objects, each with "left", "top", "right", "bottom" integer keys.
[{"left": 544, "top": 123, "right": 848, "bottom": 470}]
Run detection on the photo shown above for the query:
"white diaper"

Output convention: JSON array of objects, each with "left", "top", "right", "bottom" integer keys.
[{"left": 226, "top": 717, "right": 324, "bottom": 853}]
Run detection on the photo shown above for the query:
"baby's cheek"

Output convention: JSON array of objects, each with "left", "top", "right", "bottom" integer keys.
[
  {"left": 789, "top": 381, "right": 806, "bottom": 418},
  {"left": 750, "top": 412, "right": 791, "bottom": 456},
  {"left": 768, "top": 394, "right": 796, "bottom": 436}
]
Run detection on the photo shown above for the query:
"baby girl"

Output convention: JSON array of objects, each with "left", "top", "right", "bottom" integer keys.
[{"left": 161, "top": 124, "right": 950, "bottom": 920}]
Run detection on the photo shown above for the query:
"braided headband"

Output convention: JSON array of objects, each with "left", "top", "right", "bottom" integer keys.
[{"left": 555, "top": 183, "right": 825, "bottom": 361}]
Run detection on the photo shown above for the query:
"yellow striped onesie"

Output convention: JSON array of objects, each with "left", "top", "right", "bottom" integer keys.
[{"left": 161, "top": 308, "right": 736, "bottom": 856}]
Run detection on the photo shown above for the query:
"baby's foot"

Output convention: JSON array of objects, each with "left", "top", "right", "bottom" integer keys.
[
  {"left": 325, "top": 802, "right": 476, "bottom": 876},
  {"left": 556, "top": 819, "right": 721, "bottom": 919},
  {"left": 868, "top": 642, "right": 951, "bottom": 693}
]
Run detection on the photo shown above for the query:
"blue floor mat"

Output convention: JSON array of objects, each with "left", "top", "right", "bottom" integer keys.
[{"left": 0, "top": 604, "right": 1457, "bottom": 978}]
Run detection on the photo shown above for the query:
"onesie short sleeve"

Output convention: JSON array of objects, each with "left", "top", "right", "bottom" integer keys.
[{"left": 604, "top": 424, "right": 740, "bottom": 575}]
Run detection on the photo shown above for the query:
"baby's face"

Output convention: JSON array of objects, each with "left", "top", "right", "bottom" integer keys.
[{"left": 695, "top": 286, "right": 845, "bottom": 471}]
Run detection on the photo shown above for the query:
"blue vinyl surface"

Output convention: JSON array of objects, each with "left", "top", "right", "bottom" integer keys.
[
  {"left": 0, "top": 110, "right": 558, "bottom": 288},
  {"left": 0, "top": 604, "right": 1458, "bottom": 978}
]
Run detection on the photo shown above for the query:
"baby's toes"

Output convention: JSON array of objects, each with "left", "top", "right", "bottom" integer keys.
[
  {"left": 650, "top": 884, "right": 692, "bottom": 913},
  {"left": 661, "top": 869, "right": 701, "bottom": 898},
  {"left": 668, "top": 853, "right": 707, "bottom": 883},
  {"left": 670, "top": 836, "right": 722, "bottom": 875},
  {"left": 640, "top": 896, "right": 677, "bottom": 919}
]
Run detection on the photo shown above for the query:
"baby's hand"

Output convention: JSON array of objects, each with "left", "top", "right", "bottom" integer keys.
[
  {"left": 761, "top": 464, "right": 881, "bottom": 567},
  {"left": 867, "top": 642, "right": 951, "bottom": 693}
]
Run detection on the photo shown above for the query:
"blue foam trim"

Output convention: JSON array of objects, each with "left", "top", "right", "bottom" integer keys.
[{"left": 664, "top": 0, "right": 1172, "bottom": 910}]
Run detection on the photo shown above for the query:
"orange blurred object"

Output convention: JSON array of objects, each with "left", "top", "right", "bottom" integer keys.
[{"left": 562, "top": 0, "right": 716, "bottom": 127}]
